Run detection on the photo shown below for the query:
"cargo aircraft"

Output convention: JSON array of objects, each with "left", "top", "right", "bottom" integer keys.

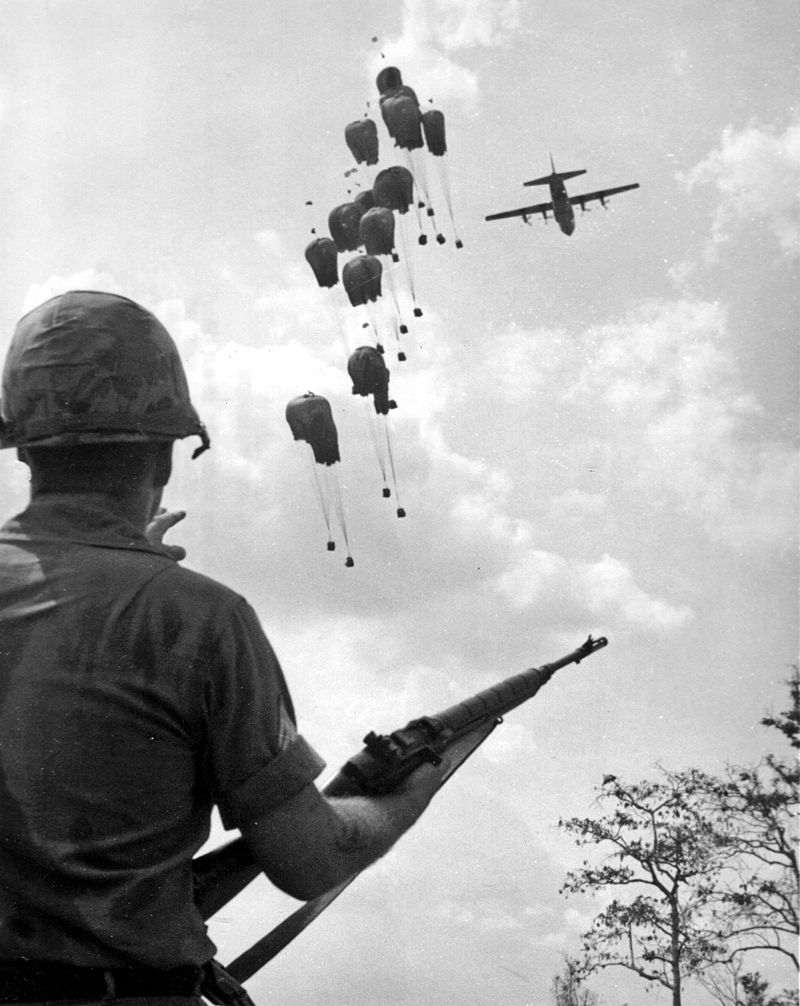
[{"left": 485, "top": 156, "right": 639, "bottom": 236}]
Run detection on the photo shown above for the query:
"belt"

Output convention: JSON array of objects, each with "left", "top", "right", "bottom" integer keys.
[{"left": 0, "top": 961, "right": 204, "bottom": 1003}]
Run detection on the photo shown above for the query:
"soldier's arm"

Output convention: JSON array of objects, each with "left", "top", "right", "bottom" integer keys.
[{"left": 238, "top": 763, "right": 440, "bottom": 901}]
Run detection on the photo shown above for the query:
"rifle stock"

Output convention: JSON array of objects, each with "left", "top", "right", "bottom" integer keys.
[{"left": 193, "top": 634, "right": 607, "bottom": 922}]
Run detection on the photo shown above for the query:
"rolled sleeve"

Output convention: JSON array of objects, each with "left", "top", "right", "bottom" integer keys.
[
  {"left": 204, "top": 596, "right": 327, "bottom": 830},
  {"left": 217, "top": 734, "right": 326, "bottom": 830}
]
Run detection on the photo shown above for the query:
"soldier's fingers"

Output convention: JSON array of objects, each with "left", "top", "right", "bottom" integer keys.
[{"left": 147, "top": 508, "right": 187, "bottom": 539}]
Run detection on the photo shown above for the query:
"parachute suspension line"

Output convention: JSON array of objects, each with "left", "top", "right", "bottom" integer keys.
[
  {"left": 383, "top": 266, "right": 407, "bottom": 360},
  {"left": 364, "top": 401, "right": 390, "bottom": 497},
  {"left": 408, "top": 149, "right": 431, "bottom": 209},
  {"left": 384, "top": 417, "right": 405, "bottom": 518},
  {"left": 337, "top": 286, "right": 362, "bottom": 357},
  {"left": 410, "top": 148, "right": 444, "bottom": 245},
  {"left": 437, "top": 157, "right": 463, "bottom": 248},
  {"left": 332, "top": 298, "right": 353, "bottom": 358},
  {"left": 391, "top": 317, "right": 406, "bottom": 362},
  {"left": 397, "top": 216, "right": 423, "bottom": 318},
  {"left": 327, "top": 467, "right": 354, "bottom": 567},
  {"left": 308, "top": 452, "right": 335, "bottom": 551},
  {"left": 365, "top": 299, "right": 384, "bottom": 354},
  {"left": 384, "top": 261, "right": 401, "bottom": 315},
  {"left": 400, "top": 150, "right": 429, "bottom": 244}
]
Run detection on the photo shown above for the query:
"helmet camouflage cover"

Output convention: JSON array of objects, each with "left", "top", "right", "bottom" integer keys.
[{"left": 0, "top": 290, "right": 209, "bottom": 456}]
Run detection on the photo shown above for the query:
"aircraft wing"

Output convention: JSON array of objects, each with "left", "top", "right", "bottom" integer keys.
[
  {"left": 485, "top": 199, "right": 554, "bottom": 222},
  {"left": 568, "top": 183, "right": 639, "bottom": 208}
]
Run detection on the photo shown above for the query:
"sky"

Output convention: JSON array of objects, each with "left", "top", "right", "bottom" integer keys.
[{"left": 0, "top": 1, "right": 797, "bottom": 1003}]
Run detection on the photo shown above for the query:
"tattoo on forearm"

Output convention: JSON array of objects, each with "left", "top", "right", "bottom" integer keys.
[{"left": 332, "top": 799, "right": 386, "bottom": 853}]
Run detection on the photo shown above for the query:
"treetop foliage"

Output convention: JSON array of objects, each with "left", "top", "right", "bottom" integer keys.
[{"left": 556, "top": 668, "right": 799, "bottom": 1006}]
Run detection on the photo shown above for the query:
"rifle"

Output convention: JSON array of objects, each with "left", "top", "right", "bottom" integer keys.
[{"left": 193, "top": 634, "right": 607, "bottom": 985}]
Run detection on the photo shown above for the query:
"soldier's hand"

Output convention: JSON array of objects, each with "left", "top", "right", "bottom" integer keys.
[
  {"left": 389, "top": 761, "right": 443, "bottom": 818},
  {"left": 146, "top": 507, "right": 187, "bottom": 561}
]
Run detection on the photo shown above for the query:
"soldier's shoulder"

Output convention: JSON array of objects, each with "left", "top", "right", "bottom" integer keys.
[{"left": 151, "top": 560, "right": 248, "bottom": 614}]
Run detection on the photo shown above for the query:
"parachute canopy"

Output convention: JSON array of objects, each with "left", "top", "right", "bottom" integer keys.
[
  {"left": 354, "top": 190, "right": 375, "bottom": 213},
  {"left": 342, "top": 255, "right": 382, "bottom": 307},
  {"left": 348, "top": 345, "right": 396, "bottom": 416},
  {"left": 359, "top": 207, "right": 396, "bottom": 257},
  {"left": 285, "top": 393, "right": 340, "bottom": 465},
  {"left": 376, "top": 66, "right": 404, "bottom": 95},
  {"left": 372, "top": 166, "right": 414, "bottom": 214},
  {"left": 328, "top": 202, "right": 366, "bottom": 253},
  {"left": 380, "top": 90, "right": 423, "bottom": 150},
  {"left": 421, "top": 108, "right": 446, "bottom": 156},
  {"left": 305, "top": 237, "right": 339, "bottom": 288},
  {"left": 347, "top": 345, "right": 405, "bottom": 516},
  {"left": 345, "top": 118, "right": 379, "bottom": 166}
]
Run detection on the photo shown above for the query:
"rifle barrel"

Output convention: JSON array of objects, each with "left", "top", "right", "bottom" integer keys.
[{"left": 432, "top": 635, "right": 607, "bottom": 736}]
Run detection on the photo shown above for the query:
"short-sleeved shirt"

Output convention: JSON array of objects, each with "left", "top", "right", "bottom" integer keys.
[{"left": 0, "top": 494, "right": 325, "bottom": 969}]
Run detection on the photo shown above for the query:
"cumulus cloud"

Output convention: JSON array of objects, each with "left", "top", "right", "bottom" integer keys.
[
  {"left": 480, "top": 720, "right": 538, "bottom": 765},
  {"left": 154, "top": 282, "right": 766, "bottom": 654},
  {"left": 567, "top": 299, "right": 798, "bottom": 550},
  {"left": 425, "top": 0, "right": 521, "bottom": 50},
  {"left": 370, "top": 0, "right": 521, "bottom": 110},
  {"left": 678, "top": 118, "right": 800, "bottom": 259},
  {"left": 493, "top": 549, "right": 693, "bottom": 632},
  {"left": 440, "top": 302, "right": 793, "bottom": 557},
  {"left": 20, "top": 270, "right": 124, "bottom": 314},
  {"left": 536, "top": 905, "right": 598, "bottom": 948}
]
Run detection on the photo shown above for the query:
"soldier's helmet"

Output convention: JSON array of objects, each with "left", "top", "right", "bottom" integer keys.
[{"left": 0, "top": 290, "right": 209, "bottom": 457}]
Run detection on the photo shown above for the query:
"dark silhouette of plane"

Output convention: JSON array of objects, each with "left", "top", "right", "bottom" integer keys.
[{"left": 485, "top": 155, "right": 639, "bottom": 236}]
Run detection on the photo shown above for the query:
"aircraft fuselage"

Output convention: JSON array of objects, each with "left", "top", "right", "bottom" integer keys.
[{"left": 550, "top": 180, "right": 576, "bottom": 235}]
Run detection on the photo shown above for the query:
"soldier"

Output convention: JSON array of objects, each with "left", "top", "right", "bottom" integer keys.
[{"left": 0, "top": 291, "right": 439, "bottom": 1005}]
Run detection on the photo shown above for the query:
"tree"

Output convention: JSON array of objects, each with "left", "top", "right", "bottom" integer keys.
[
  {"left": 738, "top": 971, "right": 799, "bottom": 1006},
  {"left": 697, "top": 955, "right": 750, "bottom": 1006},
  {"left": 696, "top": 668, "right": 799, "bottom": 1002},
  {"left": 761, "top": 668, "right": 799, "bottom": 749},
  {"left": 559, "top": 672, "right": 799, "bottom": 1006},
  {"left": 701, "top": 668, "right": 799, "bottom": 968},
  {"left": 697, "top": 959, "right": 799, "bottom": 1006},
  {"left": 551, "top": 955, "right": 601, "bottom": 1006},
  {"left": 559, "top": 767, "right": 733, "bottom": 1006}
]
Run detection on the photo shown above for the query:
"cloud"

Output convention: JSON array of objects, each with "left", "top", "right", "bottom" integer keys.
[
  {"left": 425, "top": 0, "right": 521, "bottom": 50},
  {"left": 566, "top": 299, "right": 798, "bottom": 550},
  {"left": 678, "top": 118, "right": 800, "bottom": 259},
  {"left": 152, "top": 282, "right": 774, "bottom": 663},
  {"left": 254, "top": 229, "right": 284, "bottom": 259},
  {"left": 416, "top": 296, "right": 795, "bottom": 561},
  {"left": 668, "top": 47, "right": 692, "bottom": 78},
  {"left": 536, "top": 905, "right": 598, "bottom": 949},
  {"left": 493, "top": 549, "right": 693, "bottom": 633},
  {"left": 20, "top": 270, "right": 124, "bottom": 314},
  {"left": 480, "top": 721, "right": 537, "bottom": 765},
  {"left": 370, "top": 0, "right": 521, "bottom": 110}
]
